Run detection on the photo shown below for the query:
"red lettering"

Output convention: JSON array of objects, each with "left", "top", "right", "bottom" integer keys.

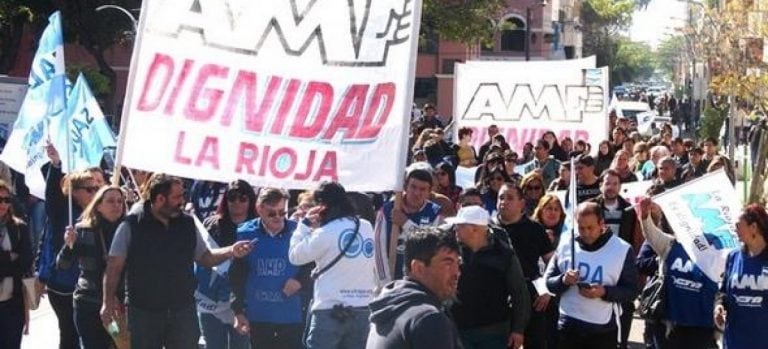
[
  {"left": 221, "top": 73, "right": 281, "bottom": 131},
  {"left": 270, "top": 79, "right": 301, "bottom": 135},
  {"left": 289, "top": 82, "right": 333, "bottom": 139},
  {"left": 184, "top": 64, "right": 229, "bottom": 121},
  {"left": 137, "top": 53, "right": 175, "bottom": 112},
  {"left": 357, "top": 83, "right": 395, "bottom": 139},
  {"left": 163, "top": 59, "right": 194, "bottom": 115},
  {"left": 173, "top": 131, "right": 192, "bottom": 165},
  {"left": 235, "top": 142, "right": 259, "bottom": 174},
  {"left": 322, "top": 84, "right": 369, "bottom": 140},
  {"left": 270, "top": 148, "right": 297, "bottom": 179},
  {"left": 259, "top": 146, "right": 270, "bottom": 176},
  {"left": 195, "top": 136, "right": 220, "bottom": 169},
  {"left": 295, "top": 150, "right": 316, "bottom": 180},
  {"left": 313, "top": 151, "right": 338, "bottom": 182}
]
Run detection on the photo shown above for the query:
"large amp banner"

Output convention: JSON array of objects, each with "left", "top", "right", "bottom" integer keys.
[
  {"left": 117, "top": 0, "right": 423, "bottom": 191},
  {"left": 454, "top": 59, "right": 609, "bottom": 152},
  {"left": 654, "top": 170, "right": 742, "bottom": 282}
]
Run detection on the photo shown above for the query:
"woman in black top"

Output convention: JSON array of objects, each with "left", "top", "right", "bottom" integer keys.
[
  {"left": 57, "top": 186, "right": 126, "bottom": 349},
  {"left": 0, "top": 180, "right": 32, "bottom": 349}
]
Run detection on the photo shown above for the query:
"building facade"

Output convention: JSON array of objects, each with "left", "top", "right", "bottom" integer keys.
[{"left": 415, "top": 0, "right": 583, "bottom": 118}]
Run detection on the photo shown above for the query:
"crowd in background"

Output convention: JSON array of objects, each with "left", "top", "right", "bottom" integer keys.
[{"left": 0, "top": 102, "right": 766, "bottom": 349}]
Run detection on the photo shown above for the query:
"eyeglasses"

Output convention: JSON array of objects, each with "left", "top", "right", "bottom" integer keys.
[
  {"left": 226, "top": 193, "right": 248, "bottom": 203},
  {"left": 435, "top": 171, "right": 448, "bottom": 177},
  {"left": 0, "top": 197, "right": 12, "bottom": 204},
  {"left": 263, "top": 209, "right": 287, "bottom": 218},
  {"left": 78, "top": 186, "right": 100, "bottom": 194}
]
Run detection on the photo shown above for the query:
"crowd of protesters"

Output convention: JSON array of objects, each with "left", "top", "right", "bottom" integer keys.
[{"left": 0, "top": 102, "right": 766, "bottom": 349}]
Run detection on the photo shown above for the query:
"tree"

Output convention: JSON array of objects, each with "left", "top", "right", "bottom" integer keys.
[
  {"left": 656, "top": 35, "right": 686, "bottom": 81},
  {"left": 580, "top": 0, "right": 635, "bottom": 76},
  {"left": 0, "top": 1, "right": 52, "bottom": 74},
  {"left": 421, "top": 0, "right": 506, "bottom": 45},
  {"left": 53, "top": 0, "right": 140, "bottom": 117},
  {"left": 612, "top": 38, "right": 655, "bottom": 84}
]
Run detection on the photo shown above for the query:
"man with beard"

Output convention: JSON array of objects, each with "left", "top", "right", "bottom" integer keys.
[
  {"left": 588, "top": 169, "right": 641, "bottom": 349},
  {"left": 102, "top": 174, "right": 253, "bottom": 348}
]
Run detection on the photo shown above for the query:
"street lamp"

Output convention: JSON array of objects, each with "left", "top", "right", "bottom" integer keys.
[
  {"left": 525, "top": 0, "right": 548, "bottom": 61},
  {"left": 95, "top": 5, "right": 139, "bottom": 33}
]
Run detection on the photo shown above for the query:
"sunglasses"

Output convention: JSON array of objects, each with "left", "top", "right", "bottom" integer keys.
[
  {"left": 226, "top": 193, "right": 249, "bottom": 203},
  {"left": 263, "top": 209, "right": 287, "bottom": 218},
  {"left": 0, "top": 197, "right": 12, "bottom": 204},
  {"left": 526, "top": 185, "right": 543, "bottom": 191},
  {"left": 78, "top": 186, "right": 100, "bottom": 194}
]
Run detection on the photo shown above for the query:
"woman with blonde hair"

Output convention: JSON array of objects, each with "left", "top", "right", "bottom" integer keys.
[
  {"left": 520, "top": 172, "right": 546, "bottom": 216},
  {"left": 57, "top": 186, "right": 126, "bottom": 349},
  {"left": 532, "top": 194, "right": 566, "bottom": 246},
  {"left": 38, "top": 144, "right": 101, "bottom": 349},
  {"left": 609, "top": 149, "right": 639, "bottom": 183}
]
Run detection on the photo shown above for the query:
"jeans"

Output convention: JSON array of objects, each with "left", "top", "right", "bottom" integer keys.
[
  {"left": 459, "top": 328, "right": 507, "bottom": 349},
  {"left": 305, "top": 307, "right": 370, "bottom": 349},
  {"left": 26, "top": 199, "right": 46, "bottom": 254},
  {"left": 0, "top": 295, "right": 24, "bottom": 349},
  {"left": 48, "top": 291, "right": 80, "bottom": 349},
  {"left": 74, "top": 300, "right": 114, "bottom": 349},
  {"left": 250, "top": 322, "right": 303, "bottom": 349},
  {"left": 198, "top": 312, "right": 250, "bottom": 349},
  {"left": 128, "top": 304, "right": 200, "bottom": 349},
  {"left": 557, "top": 327, "right": 617, "bottom": 349}
]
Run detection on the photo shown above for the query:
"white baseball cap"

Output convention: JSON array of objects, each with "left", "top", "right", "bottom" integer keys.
[{"left": 445, "top": 206, "right": 490, "bottom": 226}]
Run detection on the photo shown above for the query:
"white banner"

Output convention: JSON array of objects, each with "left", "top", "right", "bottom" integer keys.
[
  {"left": 0, "top": 77, "right": 27, "bottom": 141},
  {"left": 454, "top": 60, "right": 608, "bottom": 152},
  {"left": 654, "top": 170, "right": 741, "bottom": 282},
  {"left": 117, "top": 0, "right": 422, "bottom": 191}
]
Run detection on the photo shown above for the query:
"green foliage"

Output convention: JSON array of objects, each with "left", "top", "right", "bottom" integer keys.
[
  {"left": 612, "top": 38, "right": 655, "bottom": 84},
  {"left": 66, "top": 64, "right": 110, "bottom": 96},
  {"left": 581, "top": 0, "right": 640, "bottom": 85},
  {"left": 656, "top": 35, "right": 685, "bottom": 81},
  {"left": 698, "top": 107, "right": 727, "bottom": 140},
  {"left": 422, "top": 0, "right": 506, "bottom": 44}
]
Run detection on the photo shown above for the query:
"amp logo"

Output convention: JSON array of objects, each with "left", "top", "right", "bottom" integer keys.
[{"left": 152, "top": 0, "right": 416, "bottom": 66}]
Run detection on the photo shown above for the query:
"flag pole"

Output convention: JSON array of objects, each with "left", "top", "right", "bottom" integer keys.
[{"left": 569, "top": 157, "right": 576, "bottom": 270}]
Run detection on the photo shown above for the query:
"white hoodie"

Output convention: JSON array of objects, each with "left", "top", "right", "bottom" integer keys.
[{"left": 289, "top": 217, "right": 376, "bottom": 311}]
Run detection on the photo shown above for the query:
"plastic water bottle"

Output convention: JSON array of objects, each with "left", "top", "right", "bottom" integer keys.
[{"left": 107, "top": 320, "right": 120, "bottom": 338}]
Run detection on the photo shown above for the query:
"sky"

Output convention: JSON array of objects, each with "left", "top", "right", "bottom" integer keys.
[{"left": 629, "top": 0, "right": 689, "bottom": 49}]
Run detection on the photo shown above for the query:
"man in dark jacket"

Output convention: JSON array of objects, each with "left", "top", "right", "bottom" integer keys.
[
  {"left": 367, "top": 227, "right": 462, "bottom": 349},
  {"left": 448, "top": 206, "right": 530, "bottom": 348}
]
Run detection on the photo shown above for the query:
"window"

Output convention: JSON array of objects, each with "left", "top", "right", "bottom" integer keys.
[
  {"left": 442, "top": 59, "right": 462, "bottom": 74},
  {"left": 414, "top": 78, "right": 437, "bottom": 100},
  {"left": 500, "top": 17, "right": 525, "bottom": 52}
]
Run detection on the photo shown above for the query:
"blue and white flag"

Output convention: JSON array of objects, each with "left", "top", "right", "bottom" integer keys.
[
  {"left": 654, "top": 169, "right": 741, "bottom": 282},
  {"left": 51, "top": 73, "right": 116, "bottom": 173},
  {"left": 0, "top": 11, "right": 66, "bottom": 199}
]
